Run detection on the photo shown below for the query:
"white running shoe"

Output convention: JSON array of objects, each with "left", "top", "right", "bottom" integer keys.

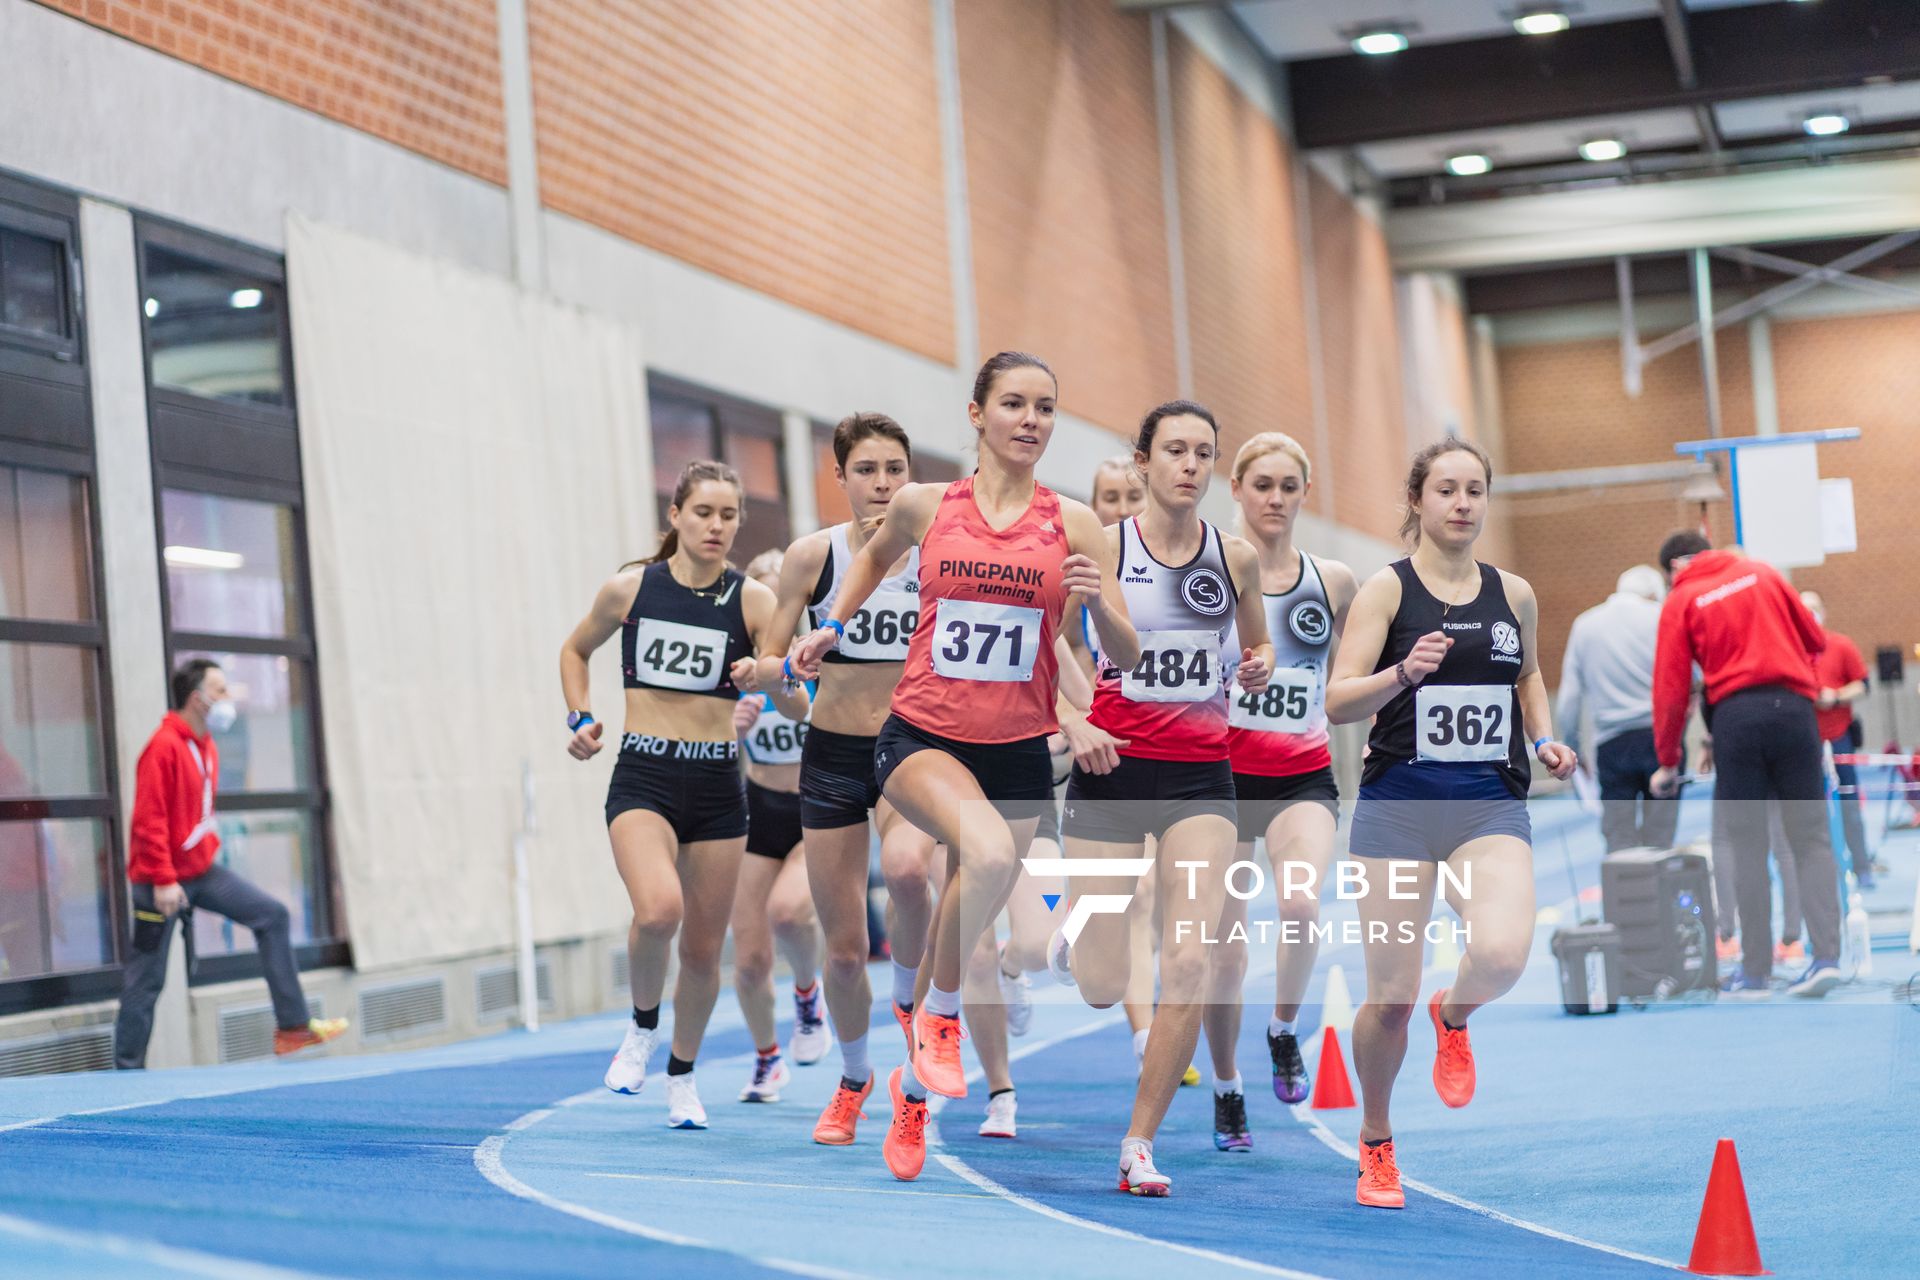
[
  {"left": 998, "top": 942, "right": 1034, "bottom": 1037},
  {"left": 1047, "top": 927, "right": 1076, "bottom": 988},
  {"left": 790, "top": 986, "right": 829, "bottom": 1065},
  {"left": 604, "top": 1022, "right": 657, "bottom": 1095},
  {"left": 1117, "top": 1140, "right": 1170, "bottom": 1197},
  {"left": 739, "top": 1053, "right": 792, "bottom": 1103},
  {"left": 978, "top": 1090, "right": 1018, "bottom": 1139},
  {"left": 666, "top": 1072, "right": 708, "bottom": 1129}
]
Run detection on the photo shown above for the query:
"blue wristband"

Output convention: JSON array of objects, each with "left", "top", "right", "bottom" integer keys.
[
  {"left": 568, "top": 710, "right": 595, "bottom": 732},
  {"left": 823, "top": 619, "right": 845, "bottom": 640},
  {"left": 1532, "top": 735, "right": 1551, "bottom": 755}
]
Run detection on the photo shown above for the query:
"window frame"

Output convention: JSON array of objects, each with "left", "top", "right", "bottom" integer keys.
[
  {"left": 136, "top": 219, "right": 347, "bottom": 984},
  {"left": 0, "top": 174, "right": 129, "bottom": 1015},
  {"left": 646, "top": 372, "right": 792, "bottom": 565},
  {"left": 0, "top": 171, "right": 83, "bottom": 363}
]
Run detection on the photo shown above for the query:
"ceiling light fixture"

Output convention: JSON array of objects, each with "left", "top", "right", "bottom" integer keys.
[
  {"left": 1446, "top": 153, "right": 1492, "bottom": 176},
  {"left": 1802, "top": 112, "right": 1850, "bottom": 136},
  {"left": 1578, "top": 138, "right": 1627, "bottom": 162},
  {"left": 1513, "top": 11, "right": 1571, "bottom": 36},
  {"left": 164, "top": 545, "right": 245, "bottom": 571},
  {"left": 1352, "top": 30, "right": 1410, "bottom": 56},
  {"left": 229, "top": 288, "right": 264, "bottom": 309}
]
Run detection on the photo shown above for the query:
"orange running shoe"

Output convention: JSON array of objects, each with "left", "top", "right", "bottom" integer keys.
[
  {"left": 274, "top": 1017, "right": 348, "bottom": 1056},
  {"left": 1715, "top": 935, "right": 1741, "bottom": 962},
  {"left": 1428, "top": 989, "right": 1475, "bottom": 1108},
  {"left": 1356, "top": 1139, "right": 1405, "bottom": 1209},
  {"left": 912, "top": 1007, "right": 969, "bottom": 1099},
  {"left": 812, "top": 1074, "right": 874, "bottom": 1146},
  {"left": 881, "top": 1067, "right": 927, "bottom": 1181},
  {"left": 893, "top": 1001, "right": 914, "bottom": 1052},
  {"left": 1774, "top": 939, "right": 1805, "bottom": 964}
]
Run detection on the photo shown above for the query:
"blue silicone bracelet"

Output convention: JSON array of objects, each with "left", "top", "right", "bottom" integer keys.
[
  {"left": 823, "top": 619, "right": 845, "bottom": 639},
  {"left": 1533, "top": 736, "right": 1551, "bottom": 755}
]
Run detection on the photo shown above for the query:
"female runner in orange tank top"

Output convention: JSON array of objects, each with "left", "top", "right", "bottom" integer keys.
[{"left": 790, "top": 351, "right": 1138, "bottom": 1182}]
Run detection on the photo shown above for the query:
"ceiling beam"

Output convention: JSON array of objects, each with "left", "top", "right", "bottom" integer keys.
[
  {"left": 1289, "top": 0, "right": 1920, "bottom": 149},
  {"left": 1387, "top": 154, "right": 1920, "bottom": 271}
]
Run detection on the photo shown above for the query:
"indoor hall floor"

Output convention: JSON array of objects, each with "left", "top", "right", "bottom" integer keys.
[{"left": 3, "top": 791, "right": 1914, "bottom": 1279}]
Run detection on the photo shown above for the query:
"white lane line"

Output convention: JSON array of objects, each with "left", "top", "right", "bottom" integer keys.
[
  {"left": 474, "top": 1131, "right": 866, "bottom": 1280},
  {"left": 586, "top": 1171, "right": 996, "bottom": 1200},
  {"left": 925, "top": 961, "right": 1334, "bottom": 1280},
  {"left": 1289, "top": 1009, "right": 1682, "bottom": 1274},
  {"left": 473, "top": 1046, "right": 873, "bottom": 1280},
  {"left": 0, "top": 1209, "right": 330, "bottom": 1280}
]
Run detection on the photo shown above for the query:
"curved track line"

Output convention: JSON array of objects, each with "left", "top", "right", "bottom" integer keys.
[
  {"left": 1288, "top": 1033, "right": 1684, "bottom": 1272},
  {"left": 925, "top": 964, "right": 1333, "bottom": 1280},
  {"left": 472, "top": 1050, "right": 871, "bottom": 1280}
]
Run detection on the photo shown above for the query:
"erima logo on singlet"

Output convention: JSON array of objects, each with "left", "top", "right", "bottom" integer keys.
[
  {"left": 1290, "top": 600, "right": 1331, "bottom": 645},
  {"left": 1180, "top": 568, "right": 1230, "bottom": 617},
  {"left": 1125, "top": 563, "right": 1152, "bottom": 584}
]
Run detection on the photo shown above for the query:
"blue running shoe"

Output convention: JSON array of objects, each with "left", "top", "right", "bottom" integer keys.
[
  {"left": 1213, "top": 1090, "right": 1252, "bottom": 1152},
  {"left": 1269, "top": 1029, "right": 1309, "bottom": 1104},
  {"left": 1719, "top": 969, "right": 1772, "bottom": 1001}
]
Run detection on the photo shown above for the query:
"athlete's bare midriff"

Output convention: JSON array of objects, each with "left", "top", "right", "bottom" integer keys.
[
  {"left": 621, "top": 685, "right": 736, "bottom": 744},
  {"left": 809, "top": 661, "right": 902, "bottom": 738}
]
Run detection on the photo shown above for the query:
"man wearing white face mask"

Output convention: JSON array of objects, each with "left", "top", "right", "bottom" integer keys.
[{"left": 113, "top": 659, "right": 347, "bottom": 1068}]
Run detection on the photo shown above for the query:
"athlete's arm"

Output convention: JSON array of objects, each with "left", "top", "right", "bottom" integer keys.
[
  {"left": 1326, "top": 568, "right": 1434, "bottom": 725},
  {"left": 1061, "top": 501, "right": 1139, "bottom": 670},
  {"left": 1224, "top": 535, "right": 1273, "bottom": 692},
  {"left": 749, "top": 530, "right": 829, "bottom": 693},
  {"left": 742, "top": 576, "right": 811, "bottom": 722},
  {"left": 559, "top": 570, "right": 638, "bottom": 760},
  {"left": 1506, "top": 571, "right": 1576, "bottom": 779},
  {"left": 788, "top": 484, "right": 937, "bottom": 679},
  {"left": 1054, "top": 634, "right": 1093, "bottom": 712}
]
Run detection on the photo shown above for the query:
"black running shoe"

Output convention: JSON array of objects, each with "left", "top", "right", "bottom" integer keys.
[
  {"left": 1269, "top": 1030, "right": 1309, "bottom": 1104},
  {"left": 1212, "top": 1090, "right": 1251, "bottom": 1152}
]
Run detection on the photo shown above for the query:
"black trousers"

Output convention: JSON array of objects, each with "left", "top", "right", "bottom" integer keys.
[
  {"left": 1595, "top": 727, "right": 1681, "bottom": 853},
  {"left": 1830, "top": 728, "right": 1873, "bottom": 879},
  {"left": 1710, "top": 686, "right": 1841, "bottom": 981},
  {"left": 113, "top": 863, "right": 310, "bottom": 1069}
]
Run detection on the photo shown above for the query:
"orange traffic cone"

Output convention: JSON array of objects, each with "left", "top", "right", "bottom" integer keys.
[
  {"left": 1687, "top": 1139, "right": 1769, "bottom": 1276},
  {"left": 1310, "top": 1027, "right": 1355, "bottom": 1109}
]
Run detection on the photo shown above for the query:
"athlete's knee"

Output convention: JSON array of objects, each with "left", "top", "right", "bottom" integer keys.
[
  {"left": 678, "top": 930, "right": 725, "bottom": 973},
  {"left": 631, "top": 897, "right": 683, "bottom": 941},
  {"left": 1208, "top": 938, "right": 1249, "bottom": 985},
  {"left": 962, "top": 827, "right": 1019, "bottom": 890},
  {"left": 1468, "top": 937, "right": 1531, "bottom": 993},
  {"left": 1276, "top": 890, "right": 1320, "bottom": 929},
  {"left": 248, "top": 897, "right": 291, "bottom": 935},
  {"left": 880, "top": 853, "right": 929, "bottom": 905},
  {"left": 824, "top": 934, "right": 869, "bottom": 983},
  {"left": 769, "top": 895, "right": 816, "bottom": 937},
  {"left": 733, "top": 942, "right": 774, "bottom": 988},
  {"left": 1157, "top": 943, "right": 1210, "bottom": 1003},
  {"left": 1367, "top": 997, "right": 1428, "bottom": 1028},
  {"left": 1004, "top": 933, "right": 1046, "bottom": 974}
]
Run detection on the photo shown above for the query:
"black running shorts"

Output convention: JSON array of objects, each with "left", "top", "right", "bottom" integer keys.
[{"left": 605, "top": 735, "right": 748, "bottom": 844}]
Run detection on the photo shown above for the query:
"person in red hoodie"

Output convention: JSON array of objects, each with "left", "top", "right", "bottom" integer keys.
[
  {"left": 1648, "top": 531, "right": 1840, "bottom": 999},
  {"left": 112, "top": 659, "right": 347, "bottom": 1068}
]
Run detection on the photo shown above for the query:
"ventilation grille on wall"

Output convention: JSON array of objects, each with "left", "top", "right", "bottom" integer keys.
[
  {"left": 475, "top": 957, "right": 556, "bottom": 1023},
  {"left": 0, "top": 1026, "right": 114, "bottom": 1077},
  {"left": 217, "top": 996, "right": 325, "bottom": 1063},
  {"left": 610, "top": 947, "right": 629, "bottom": 995},
  {"left": 359, "top": 978, "right": 446, "bottom": 1042}
]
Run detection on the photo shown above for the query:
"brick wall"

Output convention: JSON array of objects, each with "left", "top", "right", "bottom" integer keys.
[
  {"left": 37, "top": 0, "right": 508, "bottom": 183},
  {"left": 1494, "top": 310, "right": 1915, "bottom": 689},
  {"left": 956, "top": 0, "right": 1175, "bottom": 438},
  {"left": 527, "top": 0, "right": 954, "bottom": 364},
  {"left": 1306, "top": 168, "right": 1405, "bottom": 544},
  {"left": 1166, "top": 28, "right": 1313, "bottom": 477}
]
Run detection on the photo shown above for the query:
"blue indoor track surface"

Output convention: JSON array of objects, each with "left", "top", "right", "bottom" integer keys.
[{"left": 4, "top": 790, "right": 1916, "bottom": 1279}]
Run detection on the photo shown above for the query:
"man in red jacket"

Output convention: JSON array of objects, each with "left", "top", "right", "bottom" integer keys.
[
  {"left": 112, "top": 659, "right": 348, "bottom": 1068},
  {"left": 1648, "top": 531, "right": 1841, "bottom": 999}
]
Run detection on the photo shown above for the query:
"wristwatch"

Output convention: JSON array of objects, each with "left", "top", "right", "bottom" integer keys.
[{"left": 567, "top": 710, "right": 595, "bottom": 732}]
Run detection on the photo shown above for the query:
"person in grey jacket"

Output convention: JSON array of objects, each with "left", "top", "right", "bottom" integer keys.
[{"left": 1558, "top": 566, "right": 1679, "bottom": 852}]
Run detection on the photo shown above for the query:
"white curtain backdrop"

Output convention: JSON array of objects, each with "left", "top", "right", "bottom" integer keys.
[{"left": 287, "top": 215, "right": 652, "bottom": 971}]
